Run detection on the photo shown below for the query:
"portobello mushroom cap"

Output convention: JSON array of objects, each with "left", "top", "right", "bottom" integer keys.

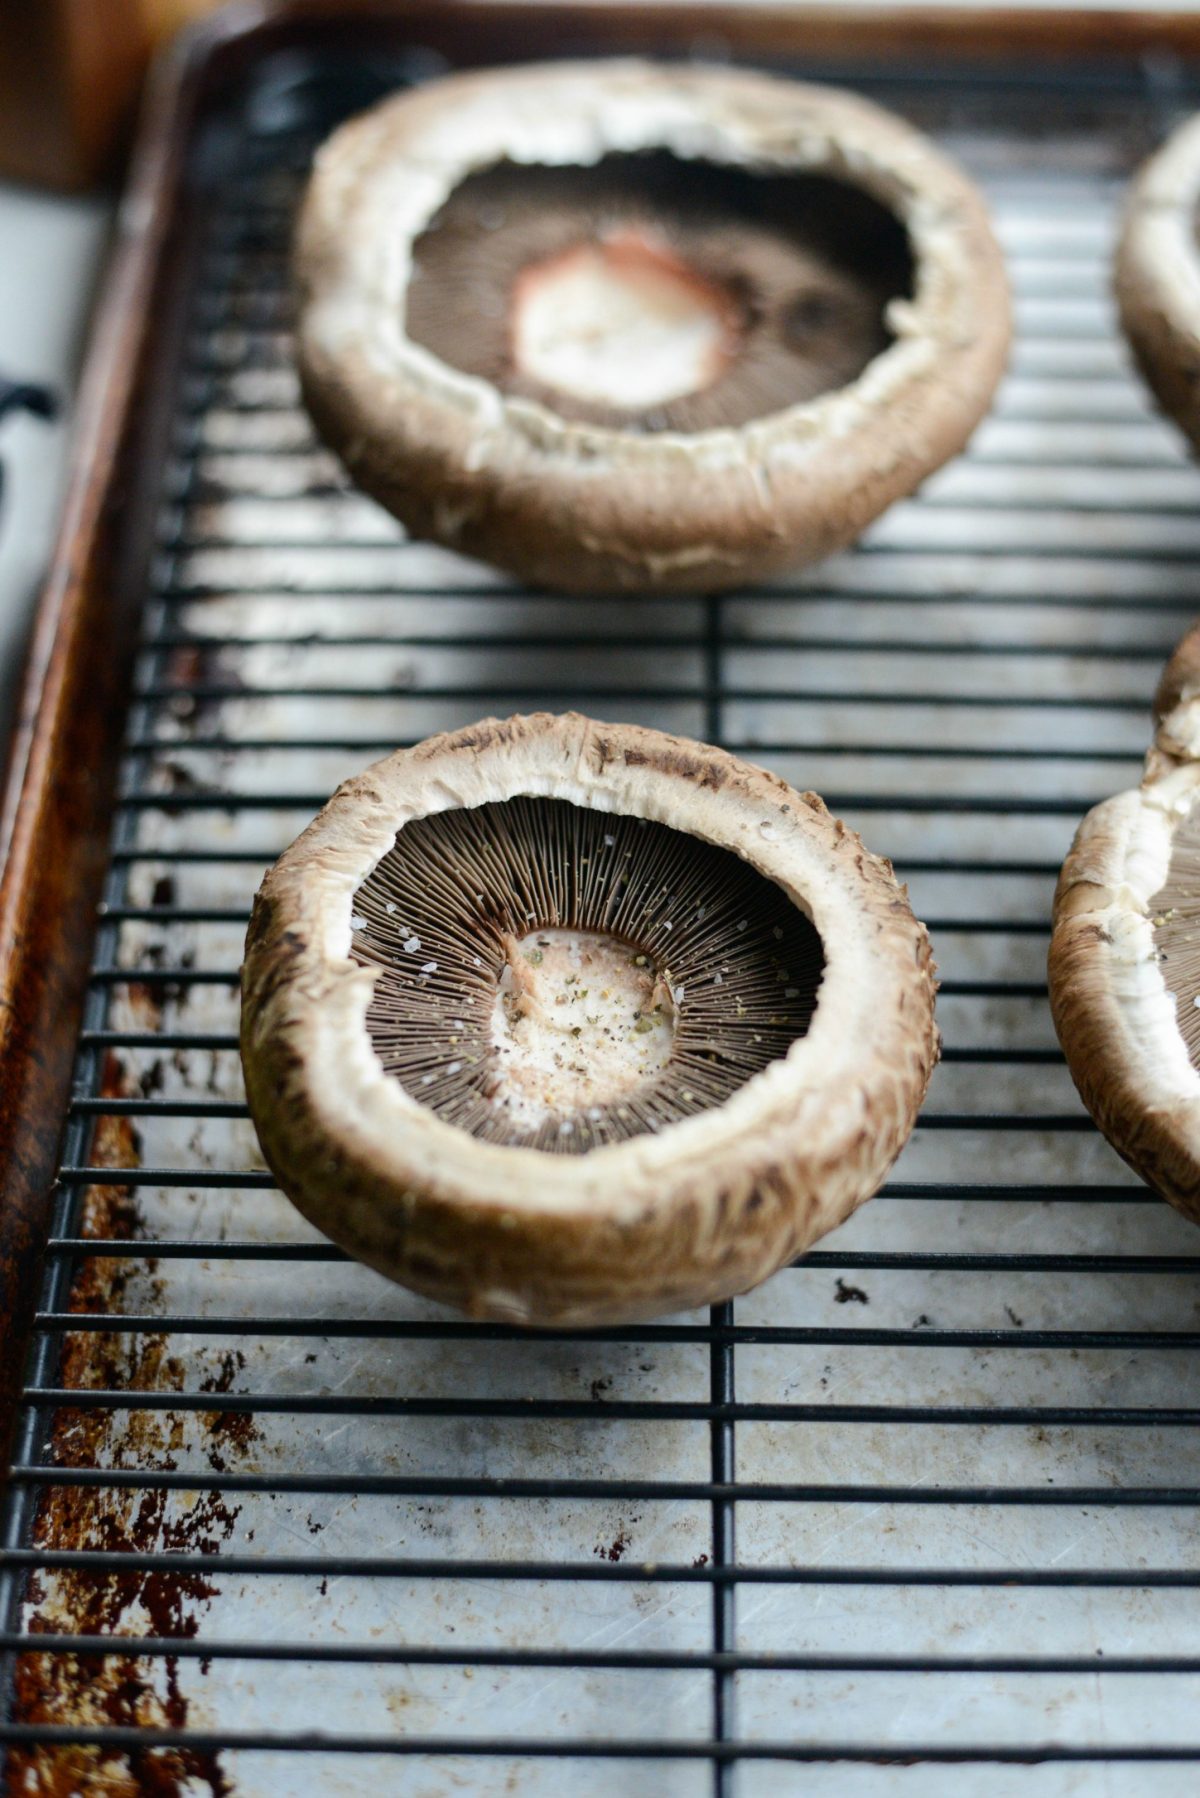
[
  {"left": 1116, "top": 115, "right": 1200, "bottom": 453},
  {"left": 240, "top": 714, "right": 939, "bottom": 1325},
  {"left": 1050, "top": 623, "right": 1200, "bottom": 1218},
  {"left": 294, "top": 59, "right": 1010, "bottom": 594}
]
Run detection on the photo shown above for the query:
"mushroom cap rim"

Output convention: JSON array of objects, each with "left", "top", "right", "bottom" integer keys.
[{"left": 241, "top": 712, "right": 939, "bottom": 1223}]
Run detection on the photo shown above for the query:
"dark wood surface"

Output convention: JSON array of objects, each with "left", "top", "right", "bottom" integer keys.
[
  {"left": 0, "top": 0, "right": 1196, "bottom": 1490},
  {"left": 0, "top": 0, "right": 150, "bottom": 189},
  {"left": 236, "top": 0, "right": 1200, "bottom": 65},
  {"left": 7, "top": 0, "right": 1200, "bottom": 191}
]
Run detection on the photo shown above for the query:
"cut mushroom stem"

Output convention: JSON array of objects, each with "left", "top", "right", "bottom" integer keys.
[{"left": 511, "top": 226, "right": 743, "bottom": 413}]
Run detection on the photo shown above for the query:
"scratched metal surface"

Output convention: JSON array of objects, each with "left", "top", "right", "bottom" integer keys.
[{"left": 4, "top": 37, "right": 1200, "bottom": 1798}]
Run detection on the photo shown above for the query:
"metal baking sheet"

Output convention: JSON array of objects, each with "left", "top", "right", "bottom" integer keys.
[{"left": 4, "top": 20, "right": 1200, "bottom": 1797}]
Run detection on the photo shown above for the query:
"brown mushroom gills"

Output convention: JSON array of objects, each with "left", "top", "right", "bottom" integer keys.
[
  {"left": 406, "top": 153, "right": 914, "bottom": 431},
  {"left": 349, "top": 796, "right": 824, "bottom": 1152},
  {"left": 1151, "top": 817, "right": 1200, "bottom": 1063}
]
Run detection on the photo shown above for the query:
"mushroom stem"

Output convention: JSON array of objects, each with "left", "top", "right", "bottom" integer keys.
[
  {"left": 511, "top": 228, "right": 742, "bottom": 411},
  {"left": 499, "top": 930, "right": 551, "bottom": 1026}
]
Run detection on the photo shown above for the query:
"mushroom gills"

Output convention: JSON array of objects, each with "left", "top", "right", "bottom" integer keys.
[
  {"left": 406, "top": 152, "right": 914, "bottom": 431},
  {"left": 350, "top": 795, "right": 824, "bottom": 1153},
  {"left": 1150, "top": 813, "right": 1200, "bottom": 1062}
]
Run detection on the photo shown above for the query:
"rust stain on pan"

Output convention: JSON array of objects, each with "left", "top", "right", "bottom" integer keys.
[{"left": 6, "top": 1053, "right": 257, "bottom": 1798}]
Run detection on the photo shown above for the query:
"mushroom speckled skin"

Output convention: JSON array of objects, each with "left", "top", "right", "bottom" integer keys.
[
  {"left": 241, "top": 714, "right": 939, "bottom": 1326},
  {"left": 1116, "top": 116, "right": 1200, "bottom": 454},
  {"left": 294, "top": 59, "right": 1011, "bottom": 595},
  {"left": 1050, "top": 624, "right": 1200, "bottom": 1219}
]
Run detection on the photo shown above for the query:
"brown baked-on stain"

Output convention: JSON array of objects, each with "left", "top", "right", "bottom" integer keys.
[
  {"left": 6, "top": 1054, "right": 259, "bottom": 1798},
  {"left": 593, "top": 1522, "right": 636, "bottom": 1562}
]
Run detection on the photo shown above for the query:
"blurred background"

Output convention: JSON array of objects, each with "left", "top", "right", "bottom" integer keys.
[
  {"left": 0, "top": 0, "right": 218, "bottom": 735},
  {"left": 2, "top": 0, "right": 1200, "bottom": 749}
]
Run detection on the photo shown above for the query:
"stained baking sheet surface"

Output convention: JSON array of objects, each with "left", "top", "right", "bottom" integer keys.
[{"left": 4, "top": 38, "right": 1200, "bottom": 1798}]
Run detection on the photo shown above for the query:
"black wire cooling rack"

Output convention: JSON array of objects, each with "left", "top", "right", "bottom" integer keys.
[{"left": 4, "top": 23, "right": 1200, "bottom": 1798}]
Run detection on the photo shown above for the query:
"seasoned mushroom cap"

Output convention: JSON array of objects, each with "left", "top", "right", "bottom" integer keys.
[
  {"left": 241, "top": 714, "right": 939, "bottom": 1326},
  {"left": 1116, "top": 115, "right": 1200, "bottom": 452},
  {"left": 295, "top": 59, "right": 1010, "bottom": 594},
  {"left": 1050, "top": 623, "right": 1200, "bottom": 1217}
]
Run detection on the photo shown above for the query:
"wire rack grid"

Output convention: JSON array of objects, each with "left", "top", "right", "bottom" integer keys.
[{"left": 3, "top": 34, "right": 1200, "bottom": 1798}]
